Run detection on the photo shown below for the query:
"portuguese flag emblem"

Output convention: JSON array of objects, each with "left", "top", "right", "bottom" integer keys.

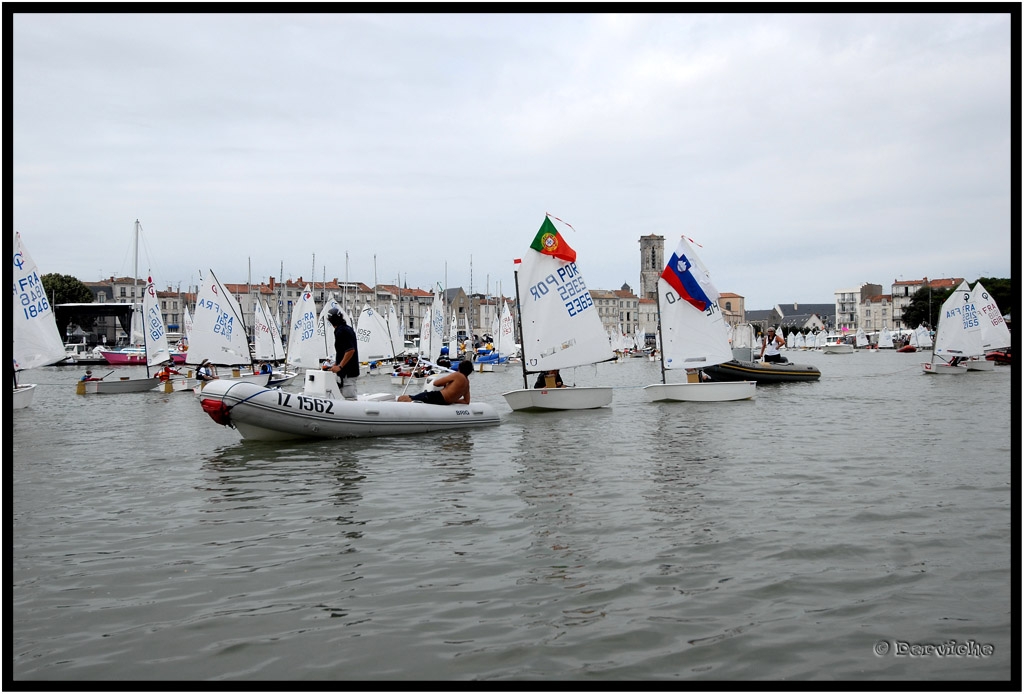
[{"left": 529, "top": 217, "right": 576, "bottom": 263}]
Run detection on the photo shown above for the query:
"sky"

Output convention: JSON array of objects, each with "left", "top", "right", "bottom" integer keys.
[{"left": 11, "top": 11, "right": 1015, "bottom": 309}]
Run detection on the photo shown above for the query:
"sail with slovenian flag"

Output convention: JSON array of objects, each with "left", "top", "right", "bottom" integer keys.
[{"left": 660, "top": 236, "right": 718, "bottom": 312}]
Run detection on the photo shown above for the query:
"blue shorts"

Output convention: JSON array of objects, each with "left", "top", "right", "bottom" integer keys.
[{"left": 410, "top": 390, "right": 447, "bottom": 405}]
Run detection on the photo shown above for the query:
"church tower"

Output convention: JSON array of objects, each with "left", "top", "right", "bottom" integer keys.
[{"left": 639, "top": 234, "right": 665, "bottom": 300}]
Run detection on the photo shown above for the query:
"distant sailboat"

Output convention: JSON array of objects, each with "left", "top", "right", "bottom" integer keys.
[{"left": 13, "top": 232, "right": 68, "bottom": 408}]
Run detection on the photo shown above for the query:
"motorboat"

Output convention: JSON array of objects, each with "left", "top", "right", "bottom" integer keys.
[
  {"left": 702, "top": 358, "right": 821, "bottom": 384},
  {"left": 198, "top": 369, "right": 501, "bottom": 441}
]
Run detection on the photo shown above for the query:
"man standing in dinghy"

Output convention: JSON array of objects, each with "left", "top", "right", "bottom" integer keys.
[
  {"left": 325, "top": 307, "right": 359, "bottom": 400},
  {"left": 398, "top": 360, "right": 473, "bottom": 405}
]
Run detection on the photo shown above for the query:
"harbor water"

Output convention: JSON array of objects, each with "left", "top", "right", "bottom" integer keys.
[{"left": 12, "top": 351, "right": 1013, "bottom": 682}]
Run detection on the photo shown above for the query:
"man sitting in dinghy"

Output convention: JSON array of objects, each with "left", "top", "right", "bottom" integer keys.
[{"left": 398, "top": 360, "right": 474, "bottom": 405}]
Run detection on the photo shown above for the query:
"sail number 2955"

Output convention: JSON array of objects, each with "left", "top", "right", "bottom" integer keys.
[{"left": 276, "top": 391, "right": 335, "bottom": 414}]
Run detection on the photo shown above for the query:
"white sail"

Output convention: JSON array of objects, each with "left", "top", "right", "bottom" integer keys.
[
  {"left": 13, "top": 232, "right": 67, "bottom": 371},
  {"left": 356, "top": 304, "right": 396, "bottom": 361},
  {"left": 657, "top": 236, "right": 734, "bottom": 370},
  {"left": 913, "top": 324, "right": 933, "bottom": 349},
  {"left": 186, "top": 269, "right": 251, "bottom": 366},
  {"left": 933, "top": 281, "right": 984, "bottom": 359},
  {"left": 143, "top": 276, "right": 171, "bottom": 367},
  {"left": 855, "top": 328, "right": 869, "bottom": 348},
  {"left": 387, "top": 302, "right": 404, "bottom": 356},
  {"left": 815, "top": 330, "right": 827, "bottom": 348},
  {"left": 421, "top": 291, "right": 446, "bottom": 359},
  {"left": 786, "top": 330, "right": 796, "bottom": 349},
  {"left": 253, "top": 298, "right": 285, "bottom": 361},
  {"left": 183, "top": 306, "right": 193, "bottom": 343},
  {"left": 286, "top": 285, "right": 323, "bottom": 369},
  {"left": 878, "top": 328, "right": 894, "bottom": 348},
  {"left": 419, "top": 305, "right": 433, "bottom": 360},
  {"left": 516, "top": 247, "right": 614, "bottom": 373},
  {"left": 496, "top": 300, "right": 515, "bottom": 356},
  {"left": 449, "top": 309, "right": 459, "bottom": 350},
  {"left": 317, "top": 295, "right": 345, "bottom": 363},
  {"left": 971, "top": 281, "right": 1011, "bottom": 351}
]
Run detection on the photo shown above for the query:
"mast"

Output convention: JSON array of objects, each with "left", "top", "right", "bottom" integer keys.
[
  {"left": 655, "top": 280, "right": 667, "bottom": 385},
  {"left": 133, "top": 219, "right": 140, "bottom": 348},
  {"left": 512, "top": 263, "right": 529, "bottom": 390},
  {"left": 373, "top": 254, "right": 379, "bottom": 313},
  {"left": 344, "top": 252, "right": 349, "bottom": 318}
]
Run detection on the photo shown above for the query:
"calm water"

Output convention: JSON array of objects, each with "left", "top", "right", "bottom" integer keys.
[{"left": 12, "top": 351, "right": 1014, "bottom": 682}]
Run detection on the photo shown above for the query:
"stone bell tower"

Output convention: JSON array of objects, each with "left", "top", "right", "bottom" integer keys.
[{"left": 639, "top": 234, "right": 664, "bottom": 300}]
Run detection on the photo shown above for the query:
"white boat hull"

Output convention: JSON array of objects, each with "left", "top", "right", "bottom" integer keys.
[
  {"left": 643, "top": 380, "right": 756, "bottom": 402},
  {"left": 14, "top": 384, "right": 37, "bottom": 409},
  {"left": 78, "top": 376, "right": 162, "bottom": 394},
  {"left": 197, "top": 379, "right": 501, "bottom": 441},
  {"left": 474, "top": 361, "right": 508, "bottom": 373},
  {"left": 922, "top": 361, "right": 968, "bottom": 375},
  {"left": 155, "top": 377, "right": 199, "bottom": 393},
  {"left": 964, "top": 358, "right": 995, "bottom": 371},
  {"left": 822, "top": 344, "right": 854, "bottom": 354},
  {"left": 192, "top": 372, "right": 272, "bottom": 396},
  {"left": 501, "top": 386, "right": 613, "bottom": 411}
]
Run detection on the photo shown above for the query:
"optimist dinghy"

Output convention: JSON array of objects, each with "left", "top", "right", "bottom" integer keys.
[{"left": 199, "top": 369, "right": 501, "bottom": 441}]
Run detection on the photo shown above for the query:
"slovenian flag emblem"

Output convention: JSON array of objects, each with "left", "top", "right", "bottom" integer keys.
[{"left": 661, "top": 238, "right": 716, "bottom": 311}]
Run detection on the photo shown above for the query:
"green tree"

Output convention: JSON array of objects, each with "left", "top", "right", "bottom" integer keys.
[
  {"left": 41, "top": 273, "right": 94, "bottom": 305},
  {"left": 901, "top": 286, "right": 954, "bottom": 329}
]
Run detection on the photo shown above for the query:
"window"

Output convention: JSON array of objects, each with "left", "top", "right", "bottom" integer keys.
[
  {"left": 120, "top": 287, "right": 126, "bottom": 297},
  {"left": 650, "top": 247, "right": 657, "bottom": 269},
  {"left": 725, "top": 301, "right": 732, "bottom": 311}
]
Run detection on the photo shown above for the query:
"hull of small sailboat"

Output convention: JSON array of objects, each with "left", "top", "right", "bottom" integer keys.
[
  {"left": 821, "top": 343, "right": 854, "bottom": 354},
  {"left": 155, "top": 377, "right": 199, "bottom": 393},
  {"left": 643, "top": 380, "right": 756, "bottom": 402},
  {"left": 921, "top": 361, "right": 968, "bottom": 375},
  {"left": 77, "top": 376, "right": 162, "bottom": 394},
  {"left": 501, "top": 386, "right": 613, "bottom": 412},
  {"left": 964, "top": 358, "right": 995, "bottom": 371},
  {"left": 197, "top": 379, "right": 501, "bottom": 441},
  {"left": 702, "top": 360, "right": 821, "bottom": 384},
  {"left": 14, "top": 384, "right": 37, "bottom": 409}
]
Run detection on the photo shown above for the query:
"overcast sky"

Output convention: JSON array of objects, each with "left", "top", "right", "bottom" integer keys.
[{"left": 12, "top": 11, "right": 1013, "bottom": 308}]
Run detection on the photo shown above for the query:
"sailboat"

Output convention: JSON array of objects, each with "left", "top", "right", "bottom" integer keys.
[
  {"left": 501, "top": 216, "right": 615, "bottom": 411},
  {"left": 285, "top": 284, "right": 325, "bottom": 372},
  {"left": 878, "top": 328, "right": 895, "bottom": 349},
  {"left": 855, "top": 328, "right": 870, "bottom": 349},
  {"left": 356, "top": 304, "right": 398, "bottom": 364},
  {"left": 13, "top": 232, "right": 68, "bottom": 409},
  {"left": 643, "top": 235, "right": 756, "bottom": 402},
  {"left": 78, "top": 273, "right": 168, "bottom": 394},
  {"left": 186, "top": 268, "right": 269, "bottom": 390},
  {"left": 969, "top": 281, "right": 1009, "bottom": 369},
  {"left": 922, "top": 281, "right": 978, "bottom": 375},
  {"left": 253, "top": 297, "right": 298, "bottom": 385}
]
